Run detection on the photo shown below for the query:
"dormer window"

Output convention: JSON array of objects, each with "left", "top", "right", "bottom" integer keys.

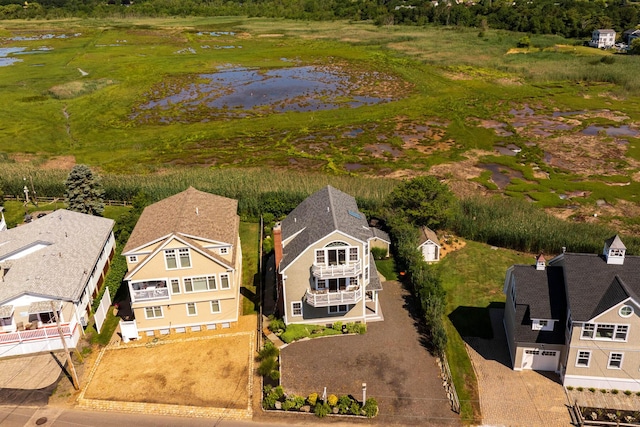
[{"left": 532, "top": 319, "right": 553, "bottom": 331}]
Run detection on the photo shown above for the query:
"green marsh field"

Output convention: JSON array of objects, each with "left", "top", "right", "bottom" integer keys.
[
  {"left": 2, "top": 18, "right": 640, "bottom": 232},
  {"left": 3, "top": 18, "right": 640, "bottom": 423}
]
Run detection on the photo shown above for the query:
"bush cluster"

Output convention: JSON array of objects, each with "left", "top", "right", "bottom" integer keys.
[
  {"left": 262, "top": 386, "right": 377, "bottom": 418},
  {"left": 257, "top": 342, "right": 280, "bottom": 381}
]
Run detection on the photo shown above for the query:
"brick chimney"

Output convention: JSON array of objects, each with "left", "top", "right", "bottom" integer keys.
[{"left": 273, "top": 222, "right": 283, "bottom": 268}]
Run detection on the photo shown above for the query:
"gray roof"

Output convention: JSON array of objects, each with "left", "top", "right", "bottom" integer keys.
[
  {"left": 0, "top": 305, "right": 13, "bottom": 317},
  {"left": 0, "top": 209, "right": 114, "bottom": 304},
  {"left": 605, "top": 234, "right": 626, "bottom": 250},
  {"left": 28, "top": 300, "right": 62, "bottom": 314},
  {"left": 418, "top": 226, "right": 440, "bottom": 246},
  {"left": 280, "top": 186, "right": 376, "bottom": 271},
  {"left": 596, "top": 29, "right": 616, "bottom": 33},
  {"left": 511, "top": 264, "right": 566, "bottom": 344},
  {"left": 550, "top": 252, "right": 640, "bottom": 321},
  {"left": 371, "top": 228, "right": 390, "bottom": 243},
  {"left": 366, "top": 253, "right": 383, "bottom": 292}
]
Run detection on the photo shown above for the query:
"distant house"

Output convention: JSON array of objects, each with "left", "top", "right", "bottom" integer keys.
[
  {"left": 418, "top": 227, "right": 441, "bottom": 263},
  {"left": 623, "top": 28, "right": 640, "bottom": 45},
  {"left": 274, "top": 186, "right": 387, "bottom": 326},
  {"left": 120, "top": 187, "right": 242, "bottom": 339},
  {"left": 589, "top": 29, "right": 616, "bottom": 48},
  {"left": 0, "top": 210, "right": 115, "bottom": 358},
  {"left": 504, "top": 236, "right": 640, "bottom": 391},
  {"left": 370, "top": 228, "right": 391, "bottom": 258}
]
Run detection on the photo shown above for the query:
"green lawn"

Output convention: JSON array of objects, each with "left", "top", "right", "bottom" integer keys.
[
  {"left": 240, "top": 221, "right": 260, "bottom": 315},
  {"left": 438, "top": 240, "right": 532, "bottom": 424},
  {"left": 2, "top": 200, "right": 129, "bottom": 228},
  {"left": 375, "top": 257, "right": 399, "bottom": 282}
]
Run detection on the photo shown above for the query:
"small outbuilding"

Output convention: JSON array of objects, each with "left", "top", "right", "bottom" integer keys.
[{"left": 418, "top": 227, "right": 441, "bottom": 263}]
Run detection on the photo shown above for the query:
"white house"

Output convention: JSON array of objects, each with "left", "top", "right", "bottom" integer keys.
[
  {"left": 0, "top": 210, "right": 115, "bottom": 358},
  {"left": 589, "top": 29, "right": 616, "bottom": 48}
]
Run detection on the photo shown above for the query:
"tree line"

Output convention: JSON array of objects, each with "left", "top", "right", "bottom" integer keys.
[{"left": 1, "top": 0, "right": 638, "bottom": 40}]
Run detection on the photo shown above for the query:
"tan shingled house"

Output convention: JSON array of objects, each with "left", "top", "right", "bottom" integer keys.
[{"left": 120, "top": 187, "right": 242, "bottom": 339}]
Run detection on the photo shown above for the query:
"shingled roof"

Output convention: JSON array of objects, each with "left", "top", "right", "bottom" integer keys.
[
  {"left": 510, "top": 264, "right": 566, "bottom": 344},
  {"left": 280, "top": 186, "right": 375, "bottom": 271},
  {"left": 122, "top": 187, "right": 239, "bottom": 260},
  {"left": 418, "top": 226, "right": 440, "bottom": 246},
  {"left": 0, "top": 209, "right": 114, "bottom": 304},
  {"left": 550, "top": 252, "right": 640, "bottom": 321}
]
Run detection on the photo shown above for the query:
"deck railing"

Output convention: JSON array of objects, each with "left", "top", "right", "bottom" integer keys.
[
  {"left": 311, "top": 261, "right": 361, "bottom": 279},
  {"left": 305, "top": 288, "right": 362, "bottom": 307}
]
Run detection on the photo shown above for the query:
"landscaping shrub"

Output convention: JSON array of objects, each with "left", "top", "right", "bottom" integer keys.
[
  {"left": 314, "top": 402, "right": 331, "bottom": 418},
  {"left": 625, "top": 390, "right": 632, "bottom": 396},
  {"left": 589, "top": 388, "right": 596, "bottom": 392},
  {"left": 307, "top": 392, "right": 318, "bottom": 406},
  {"left": 258, "top": 356, "right": 279, "bottom": 377},
  {"left": 338, "top": 395, "right": 351, "bottom": 414},
  {"left": 263, "top": 236, "right": 274, "bottom": 255},
  {"left": 258, "top": 341, "right": 280, "bottom": 360},
  {"left": 371, "top": 246, "right": 388, "bottom": 260},
  {"left": 567, "top": 386, "right": 574, "bottom": 391},
  {"left": 349, "top": 401, "right": 361, "bottom": 415},
  {"left": 282, "top": 398, "right": 296, "bottom": 411},
  {"left": 268, "top": 317, "right": 285, "bottom": 333},
  {"left": 577, "top": 387, "right": 583, "bottom": 392},
  {"left": 363, "top": 398, "right": 378, "bottom": 418},
  {"left": 346, "top": 322, "right": 366, "bottom": 334},
  {"left": 327, "top": 394, "right": 338, "bottom": 407},
  {"left": 332, "top": 321, "right": 343, "bottom": 332}
]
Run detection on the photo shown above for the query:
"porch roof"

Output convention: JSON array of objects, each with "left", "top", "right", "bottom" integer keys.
[
  {"left": 28, "top": 300, "right": 62, "bottom": 314},
  {"left": 0, "top": 304, "right": 13, "bottom": 318}
]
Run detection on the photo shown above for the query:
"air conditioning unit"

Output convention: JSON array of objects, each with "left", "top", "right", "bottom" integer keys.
[{"left": 80, "top": 316, "right": 87, "bottom": 327}]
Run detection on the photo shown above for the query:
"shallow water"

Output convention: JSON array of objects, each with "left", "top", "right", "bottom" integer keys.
[
  {"left": 136, "top": 66, "right": 388, "bottom": 118},
  {"left": 0, "top": 47, "right": 25, "bottom": 66},
  {"left": 582, "top": 125, "right": 638, "bottom": 137}
]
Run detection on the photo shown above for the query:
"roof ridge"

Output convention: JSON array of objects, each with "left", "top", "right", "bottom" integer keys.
[{"left": 327, "top": 186, "right": 338, "bottom": 231}]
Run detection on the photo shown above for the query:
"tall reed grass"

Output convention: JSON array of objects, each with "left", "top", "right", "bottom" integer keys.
[
  {"left": 453, "top": 197, "right": 640, "bottom": 255},
  {"left": 0, "top": 164, "right": 398, "bottom": 218}
]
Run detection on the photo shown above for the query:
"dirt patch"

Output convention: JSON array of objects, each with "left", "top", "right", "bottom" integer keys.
[
  {"left": 439, "top": 234, "right": 466, "bottom": 259},
  {"left": 49, "top": 79, "right": 115, "bottom": 99},
  {"left": 83, "top": 333, "right": 252, "bottom": 408}
]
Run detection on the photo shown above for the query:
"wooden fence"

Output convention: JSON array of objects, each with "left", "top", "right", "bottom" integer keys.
[{"left": 439, "top": 353, "right": 461, "bottom": 413}]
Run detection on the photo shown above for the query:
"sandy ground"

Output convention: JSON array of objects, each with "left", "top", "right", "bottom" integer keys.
[{"left": 83, "top": 332, "right": 252, "bottom": 408}]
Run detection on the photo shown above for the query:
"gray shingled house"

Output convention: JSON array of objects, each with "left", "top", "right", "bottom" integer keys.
[
  {"left": 504, "top": 235, "right": 640, "bottom": 391},
  {"left": 273, "top": 185, "right": 389, "bottom": 326},
  {"left": 0, "top": 209, "right": 115, "bottom": 358}
]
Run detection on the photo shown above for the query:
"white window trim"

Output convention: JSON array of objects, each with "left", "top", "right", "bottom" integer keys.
[
  {"left": 576, "top": 350, "right": 591, "bottom": 368},
  {"left": 607, "top": 352, "right": 624, "bottom": 370},
  {"left": 580, "top": 322, "right": 629, "bottom": 342},
  {"left": 144, "top": 306, "right": 164, "bottom": 319},
  {"left": 291, "top": 302, "right": 302, "bottom": 317},
  {"left": 186, "top": 302, "right": 198, "bottom": 317},
  {"left": 219, "top": 247, "right": 229, "bottom": 255},
  {"left": 164, "top": 248, "right": 192, "bottom": 270},
  {"left": 183, "top": 275, "right": 217, "bottom": 293},
  {"left": 210, "top": 300, "right": 221, "bottom": 314},
  {"left": 619, "top": 305, "right": 634, "bottom": 318},
  {"left": 220, "top": 273, "right": 231, "bottom": 290},
  {"left": 127, "top": 255, "right": 138, "bottom": 263},
  {"left": 170, "top": 278, "right": 181, "bottom": 295}
]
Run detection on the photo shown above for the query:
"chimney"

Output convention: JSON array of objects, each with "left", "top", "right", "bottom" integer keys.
[
  {"left": 536, "top": 254, "right": 546, "bottom": 271},
  {"left": 273, "top": 222, "right": 283, "bottom": 268}
]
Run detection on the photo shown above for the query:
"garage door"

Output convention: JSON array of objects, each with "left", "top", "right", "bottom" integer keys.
[{"left": 521, "top": 349, "right": 559, "bottom": 371}]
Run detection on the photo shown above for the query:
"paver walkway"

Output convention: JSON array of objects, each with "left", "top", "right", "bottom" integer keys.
[
  {"left": 281, "top": 281, "right": 460, "bottom": 426},
  {"left": 465, "top": 308, "right": 571, "bottom": 427}
]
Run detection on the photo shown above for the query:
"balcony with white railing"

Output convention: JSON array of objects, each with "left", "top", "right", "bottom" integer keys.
[
  {"left": 130, "top": 280, "right": 170, "bottom": 302},
  {"left": 0, "top": 319, "right": 75, "bottom": 346},
  {"left": 305, "top": 287, "right": 362, "bottom": 308},
  {"left": 311, "top": 260, "right": 361, "bottom": 279}
]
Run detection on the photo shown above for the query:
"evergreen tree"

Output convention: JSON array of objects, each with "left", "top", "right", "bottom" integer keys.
[{"left": 64, "top": 164, "right": 104, "bottom": 216}]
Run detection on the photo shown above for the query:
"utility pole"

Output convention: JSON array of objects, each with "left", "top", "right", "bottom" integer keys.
[{"left": 51, "top": 301, "right": 80, "bottom": 390}]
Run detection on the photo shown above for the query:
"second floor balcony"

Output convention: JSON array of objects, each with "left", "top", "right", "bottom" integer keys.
[
  {"left": 311, "top": 260, "right": 361, "bottom": 279},
  {"left": 131, "top": 280, "right": 170, "bottom": 302},
  {"left": 305, "top": 286, "right": 362, "bottom": 308}
]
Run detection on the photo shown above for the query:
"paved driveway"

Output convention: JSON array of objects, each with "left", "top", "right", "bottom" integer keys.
[
  {"left": 465, "top": 309, "right": 571, "bottom": 427},
  {"left": 281, "top": 281, "right": 460, "bottom": 426},
  {"left": 0, "top": 351, "right": 65, "bottom": 407}
]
